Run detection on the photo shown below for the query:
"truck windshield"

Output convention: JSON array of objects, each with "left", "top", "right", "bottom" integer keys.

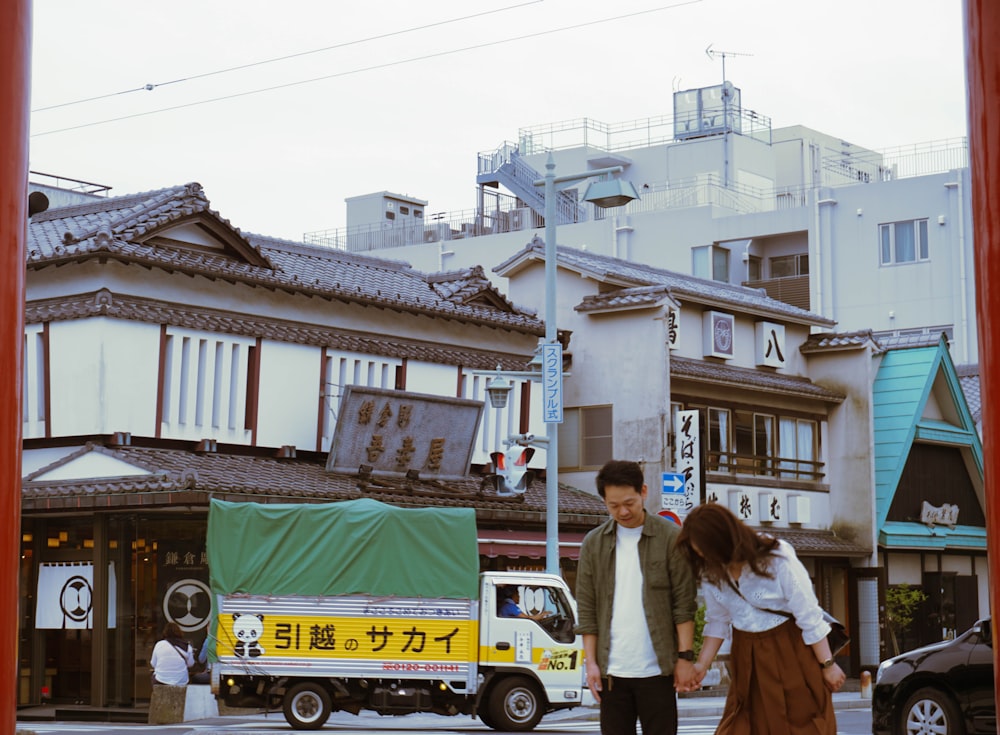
[{"left": 498, "top": 584, "right": 576, "bottom": 643}]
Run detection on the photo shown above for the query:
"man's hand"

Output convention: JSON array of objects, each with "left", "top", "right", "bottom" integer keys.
[
  {"left": 584, "top": 660, "right": 602, "bottom": 703},
  {"left": 673, "top": 659, "right": 699, "bottom": 692}
]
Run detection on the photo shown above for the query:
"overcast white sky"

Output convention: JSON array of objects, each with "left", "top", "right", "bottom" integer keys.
[{"left": 29, "top": 0, "right": 968, "bottom": 243}]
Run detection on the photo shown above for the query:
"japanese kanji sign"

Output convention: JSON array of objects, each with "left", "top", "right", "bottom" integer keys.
[
  {"left": 672, "top": 409, "right": 701, "bottom": 520},
  {"left": 541, "top": 343, "right": 563, "bottom": 424},
  {"left": 326, "top": 386, "right": 484, "bottom": 480}
]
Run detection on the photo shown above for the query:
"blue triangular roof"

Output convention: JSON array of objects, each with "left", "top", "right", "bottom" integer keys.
[{"left": 872, "top": 336, "right": 984, "bottom": 547}]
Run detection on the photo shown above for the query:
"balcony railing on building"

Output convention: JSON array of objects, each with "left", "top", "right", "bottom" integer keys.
[{"left": 707, "top": 450, "right": 825, "bottom": 482}]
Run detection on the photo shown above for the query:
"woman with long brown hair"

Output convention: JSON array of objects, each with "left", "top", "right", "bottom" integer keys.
[{"left": 676, "top": 503, "right": 845, "bottom": 735}]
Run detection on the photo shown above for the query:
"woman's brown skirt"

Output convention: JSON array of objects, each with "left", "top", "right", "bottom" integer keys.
[{"left": 716, "top": 619, "right": 836, "bottom": 735}]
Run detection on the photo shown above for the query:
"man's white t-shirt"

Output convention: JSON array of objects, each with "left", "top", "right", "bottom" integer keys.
[{"left": 607, "top": 523, "right": 661, "bottom": 677}]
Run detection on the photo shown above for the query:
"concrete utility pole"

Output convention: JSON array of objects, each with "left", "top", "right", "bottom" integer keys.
[
  {"left": 1, "top": 0, "right": 30, "bottom": 730},
  {"left": 964, "top": 0, "right": 1000, "bottom": 717}
]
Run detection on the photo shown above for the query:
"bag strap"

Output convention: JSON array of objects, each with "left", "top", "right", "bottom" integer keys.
[
  {"left": 724, "top": 576, "right": 793, "bottom": 619},
  {"left": 169, "top": 642, "right": 190, "bottom": 662}
]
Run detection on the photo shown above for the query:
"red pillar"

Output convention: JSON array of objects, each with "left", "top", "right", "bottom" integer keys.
[
  {"left": 0, "top": 0, "right": 30, "bottom": 730},
  {"left": 965, "top": 0, "right": 1000, "bottom": 714}
]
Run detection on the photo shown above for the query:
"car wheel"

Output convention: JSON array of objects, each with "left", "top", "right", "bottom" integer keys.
[
  {"left": 488, "top": 676, "right": 544, "bottom": 731},
  {"left": 901, "top": 686, "right": 965, "bottom": 735},
  {"left": 283, "top": 681, "right": 332, "bottom": 730}
]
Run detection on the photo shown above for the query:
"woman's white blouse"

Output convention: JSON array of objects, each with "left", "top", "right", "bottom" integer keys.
[{"left": 701, "top": 540, "right": 832, "bottom": 646}]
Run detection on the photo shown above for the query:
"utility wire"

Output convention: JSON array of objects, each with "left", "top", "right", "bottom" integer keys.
[
  {"left": 32, "top": 0, "right": 701, "bottom": 138},
  {"left": 31, "top": 0, "right": 543, "bottom": 113}
]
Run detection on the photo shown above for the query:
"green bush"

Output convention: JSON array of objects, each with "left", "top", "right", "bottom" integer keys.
[
  {"left": 694, "top": 603, "right": 706, "bottom": 653},
  {"left": 886, "top": 583, "right": 927, "bottom": 655}
]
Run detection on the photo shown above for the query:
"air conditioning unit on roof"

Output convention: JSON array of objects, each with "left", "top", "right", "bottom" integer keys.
[{"left": 423, "top": 223, "right": 452, "bottom": 243}]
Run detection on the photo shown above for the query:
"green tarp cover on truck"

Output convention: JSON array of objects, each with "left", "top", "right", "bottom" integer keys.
[{"left": 207, "top": 498, "right": 481, "bottom": 600}]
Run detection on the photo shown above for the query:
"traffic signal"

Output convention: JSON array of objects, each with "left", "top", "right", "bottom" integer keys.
[{"left": 486, "top": 448, "right": 536, "bottom": 496}]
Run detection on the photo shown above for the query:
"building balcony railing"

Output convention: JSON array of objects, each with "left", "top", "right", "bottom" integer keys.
[
  {"left": 707, "top": 450, "right": 825, "bottom": 482},
  {"left": 742, "top": 275, "right": 810, "bottom": 311}
]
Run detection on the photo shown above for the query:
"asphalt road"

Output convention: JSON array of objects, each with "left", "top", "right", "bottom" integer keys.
[{"left": 16, "top": 702, "right": 874, "bottom": 735}]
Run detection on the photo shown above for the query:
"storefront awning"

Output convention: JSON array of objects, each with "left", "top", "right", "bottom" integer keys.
[{"left": 478, "top": 530, "right": 589, "bottom": 560}]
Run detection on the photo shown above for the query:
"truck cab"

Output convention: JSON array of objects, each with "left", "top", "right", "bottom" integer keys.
[{"left": 476, "top": 572, "right": 585, "bottom": 730}]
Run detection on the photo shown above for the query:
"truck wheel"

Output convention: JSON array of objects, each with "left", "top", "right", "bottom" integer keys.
[
  {"left": 477, "top": 707, "right": 497, "bottom": 729},
  {"left": 488, "top": 676, "right": 544, "bottom": 731},
  {"left": 283, "top": 681, "right": 332, "bottom": 730}
]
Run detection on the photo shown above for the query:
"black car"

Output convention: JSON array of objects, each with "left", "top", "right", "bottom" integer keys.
[{"left": 873, "top": 618, "right": 995, "bottom": 735}]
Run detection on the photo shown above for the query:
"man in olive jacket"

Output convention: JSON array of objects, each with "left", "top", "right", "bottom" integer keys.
[{"left": 575, "top": 460, "right": 698, "bottom": 735}]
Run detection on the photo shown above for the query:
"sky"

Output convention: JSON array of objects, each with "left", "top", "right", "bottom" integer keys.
[{"left": 28, "top": 0, "right": 969, "bottom": 243}]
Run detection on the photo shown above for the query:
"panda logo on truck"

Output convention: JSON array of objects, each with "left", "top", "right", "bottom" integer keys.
[{"left": 231, "top": 613, "right": 265, "bottom": 658}]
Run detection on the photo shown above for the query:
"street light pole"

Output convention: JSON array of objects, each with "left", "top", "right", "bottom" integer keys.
[
  {"left": 537, "top": 153, "right": 641, "bottom": 575},
  {"left": 542, "top": 156, "right": 560, "bottom": 575}
]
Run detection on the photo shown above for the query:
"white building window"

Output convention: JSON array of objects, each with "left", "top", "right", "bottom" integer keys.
[
  {"left": 682, "top": 404, "right": 822, "bottom": 480},
  {"left": 879, "top": 219, "right": 929, "bottom": 265},
  {"left": 692, "top": 245, "right": 730, "bottom": 282},
  {"left": 769, "top": 253, "right": 809, "bottom": 277}
]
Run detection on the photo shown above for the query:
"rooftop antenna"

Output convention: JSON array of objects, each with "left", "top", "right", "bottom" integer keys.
[
  {"left": 704, "top": 45, "right": 752, "bottom": 190},
  {"left": 705, "top": 45, "right": 753, "bottom": 85}
]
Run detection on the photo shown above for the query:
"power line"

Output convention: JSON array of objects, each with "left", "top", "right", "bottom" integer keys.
[
  {"left": 31, "top": 0, "right": 543, "bottom": 113},
  {"left": 31, "top": 0, "right": 702, "bottom": 138}
]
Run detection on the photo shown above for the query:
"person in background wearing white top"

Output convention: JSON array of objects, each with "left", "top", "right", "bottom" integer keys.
[
  {"left": 150, "top": 621, "right": 195, "bottom": 686},
  {"left": 575, "top": 460, "right": 698, "bottom": 735},
  {"left": 676, "top": 502, "right": 846, "bottom": 735}
]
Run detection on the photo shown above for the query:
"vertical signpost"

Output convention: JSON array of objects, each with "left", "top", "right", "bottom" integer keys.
[
  {"left": 541, "top": 344, "right": 563, "bottom": 424},
  {"left": 542, "top": 342, "right": 563, "bottom": 575}
]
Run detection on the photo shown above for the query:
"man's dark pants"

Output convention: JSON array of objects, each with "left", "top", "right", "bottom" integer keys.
[{"left": 599, "top": 674, "right": 677, "bottom": 735}]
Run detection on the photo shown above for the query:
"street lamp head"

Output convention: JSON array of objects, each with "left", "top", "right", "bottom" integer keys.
[
  {"left": 485, "top": 366, "right": 512, "bottom": 409},
  {"left": 582, "top": 177, "right": 641, "bottom": 209}
]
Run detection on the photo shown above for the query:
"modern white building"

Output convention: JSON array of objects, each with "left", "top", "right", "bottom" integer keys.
[{"left": 309, "top": 82, "right": 975, "bottom": 367}]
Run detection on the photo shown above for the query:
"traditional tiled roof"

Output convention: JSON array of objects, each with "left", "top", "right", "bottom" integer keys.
[
  {"left": 873, "top": 331, "right": 948, "bottom": 351},
  {"left": 757, "top": 526, "right": 870, "bottom": 557},
  {"left": 670, "top": 355, "right": 846, "bottom": 403},
  {"left": 21, "top": 441, "right": 610, "bottom": 528},
  {"left": 497, "top": 241, "right": 836, "bottom": 327},
  {"left": 799, "top": 329, "right": 882, "bottom": 354},
  {"left": 28, "top": 183, "right": 545, "bottom": 336},
  {"left": 25, "top": 290, "right": 533, "bottom": 372},
  {"left": 956, "top": 364, "right": 982, "bottom": 424},
  {"left": 574, "top": 285, "right": 677, "bottom": 313}
]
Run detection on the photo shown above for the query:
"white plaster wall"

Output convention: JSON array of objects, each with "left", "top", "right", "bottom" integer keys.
[
  {"left": 23, "top": 446, "right": 85, "bottom": 476},
  {"left": 816, "top": 168, "right": 977, "bottom": 364},
  {"left": 975, "top": 557, "right": 990, "bottom": 620},
  {"left": 256, "top": 341, "right": 323, "bottom": 450},
  {"left": 158, "top": 327, "right": 255, "bottom": 444},
  {"left": 803, "top": 347, "right": 878, "bottom": 561},
  {"left": 48, "top": 318, "right": 160, "bottom": 436},
  {"left": 886, "top": 553, "right": 924, "bottom": 585},
  {"left": 23, "top": 324, "right": 46, "bottom": 439},
  {"left": 706, "top": 482, "right": 832, "bottom": 531}
]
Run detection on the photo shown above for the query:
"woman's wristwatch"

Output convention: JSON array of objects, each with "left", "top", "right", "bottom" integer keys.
[{"left": 819, "top": 657, "right": 835, "bottom": 669}]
